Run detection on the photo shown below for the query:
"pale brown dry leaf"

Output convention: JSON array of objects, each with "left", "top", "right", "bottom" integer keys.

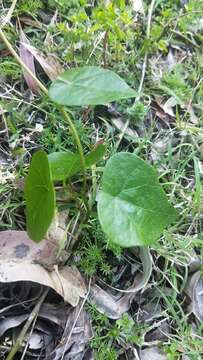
[
  {"left": 50, "top": 304, "right": 93, "bottom": 359},
  {"left": 154, "top": 95, "right": 176, "bottom": 117},
  {"left": 89, "top": 284, "right": 132, "bottom": 319},
  {"left": 0, "top": 212, "right": 86, "bottom": 306},
  {"left": 112, "top": 117, "right": 138, "bottom": 138},
  {"left": 0, "top": 212, "right": 69, "bottom": 268},
  {"left": 19, "top": 26, "right": 38, "bottom": 93},
  {"left": 39, "top": 302, "right": 69, "bottom": 328},
  {"left": 27, "top": 332, "right": 44, "bottom": 350},
  {"left": 162, "top": 97, "right": 177, "bottom": 117},
  {"left": 19, "top": 17, "right": 45, "bottom": 30},
  {"left": 0, "top": 230, "right": 58, "bottom": 265},
  {"left": 139, "top": 347, "right": 167, "bottom": 360},
  {"left": 89, "top": 248, "right": 152, "bottom": 319},
  {"left": 0, "top": 314, "right": 28, "bottom": 337},
  {"left": 185, "top": 271, "right": 203, "bottom": 322},
  {"left": 0, "top": 261, "right": 86, "bottom": 307},
  {"left": 21, "top": 43, "right": 63, "bottom": 80},
  {"left": 185, "top": 103, "right": 198, "bottom": 125}
]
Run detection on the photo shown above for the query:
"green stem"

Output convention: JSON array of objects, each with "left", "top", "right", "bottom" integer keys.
[
  {"left": 0, "top": 27, "right": 87, "bottom": 199},
  {"left": 59, "top": 106, "right": 87, "bottom": 192}
]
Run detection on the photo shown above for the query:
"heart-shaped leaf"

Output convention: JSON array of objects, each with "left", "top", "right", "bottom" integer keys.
[
  {"left": 48, "top": 144, "right": 106, "bottom": 181},
  {"left": 97, "top": 152, "right": 177, "bottom": 247},
  {"left": 49, "top": 66, "right": 136, "bottom": 106},
  {"left": 25, "top": 150, "right": 56, "bottom": 242}
]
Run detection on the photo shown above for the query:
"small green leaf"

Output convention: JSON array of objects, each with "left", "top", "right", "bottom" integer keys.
[
  {"left": 49, "top": 66, "right": 136, "bottom": 106},
  {"left": 48, "top": 144, "right": 106, "bottom": 181},
  {"left": 97, "top": 152, "right": 177, "bottom": 247},
  {"left": 25, "top": 150, "right": 56, "bottom": 242}
]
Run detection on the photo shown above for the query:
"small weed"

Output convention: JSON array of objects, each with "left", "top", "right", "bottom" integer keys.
[
  {"left": 160, "top": 65, "right": 192, "bottom": 103},
  {"left": 18, "top": 0, "right": 44, "bottom": 15},
  {"left": 74, "top": 220, "right": 112, "bottom": 276},
  {"left": 88, "top": 305, "right": 147, "bottom": 359}
]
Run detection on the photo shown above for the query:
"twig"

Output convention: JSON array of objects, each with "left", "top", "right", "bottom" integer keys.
[
  {"left": 136, "top": 0, "right": 156, "bottom": 101},
  {"left": 6, "top": 288, "right": 49, "bottom": 360},
  {"left": 20, "top": 313, "right": 38, "bottom": 360}
]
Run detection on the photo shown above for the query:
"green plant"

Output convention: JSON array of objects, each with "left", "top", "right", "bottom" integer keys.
[
  {"left": 23, "top": 65, "right": 177, "bottom": 247},
  {"left": 18, "top": 0, "right": 44, "bottom": 15},
  {"left": 88, "top": 306, "right": 147, "bottom": 358},
  {"left": 0, "top": 27, "right": 177, "bottom": 249}
]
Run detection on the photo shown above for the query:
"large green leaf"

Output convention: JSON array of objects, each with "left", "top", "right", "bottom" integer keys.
[
  {"left": 25, "top": 150, "right": 56, "bottom": 242},
  {"left": 97, "top": 153, "right": 177, "bottom": 247},
  {"left": 49, "top": 66, "right": 136, "bottom": 106},
  {"left": 48, "top": 144, "right": 106, "bottom": 181}
]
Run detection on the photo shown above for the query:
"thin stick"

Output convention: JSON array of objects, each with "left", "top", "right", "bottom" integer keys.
[
  {"left": 136, "top": 0, "right": 156, "bottom": 100},
  {"left": 6, "top": 288, "right": 49, "bottom": 360},
  {"left": 0, "top": 28, "right": 87, "bottom": 196}
]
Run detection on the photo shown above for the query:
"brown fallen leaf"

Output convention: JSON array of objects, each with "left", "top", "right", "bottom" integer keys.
[
  {"left": 0, "top": 212, "right": 69, "bottom": 269},
  {"left": 0, "top": 230, "right": 58, "bottom": 265},
  {"left": 19, "top": 17, "right": 45, "bottom": 30},
  {"left": 154, "top": 95, "right": 176, "bottom": 118},
  {"left": 89, "top": 248, "right": 152, "bottom": 319},
  {"left": 27, "top": 332, "right": 44, "bottom": 350},
  {"left": 21, "top": 43, "right": 63, "bottom": 80},
  {"left": 39, "top": 302, "right": 69, "bottom": 328},
  {"left": 112, "top": 117, "right": 139, "bottom": 138},
  {"left": 19, "top": 25, "right": 38, "bottom": 93},
  {"left": 0, "top": 212, "right": 86, "bottom": 307},
  {"left": 0, "top": 314, "right": 28, "bottom": 338},
  {"left": 140, "top": 346, "right": 167, "bottom": 360},
  {"left": 185, "top": 271, "right": 203, "bottom": 322},
  {"left": 49, "top": 303, "right": 93, "bottom": 359},
  {"left": 0, "top": 261, "right": 86, "bottom": 307}
]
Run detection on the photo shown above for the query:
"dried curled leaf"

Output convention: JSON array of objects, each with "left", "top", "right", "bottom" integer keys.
[
  {"left": 89, "top": 247, "right": 152, "bottom": 319},
  {"left": 19, "top": 26, "right": 38, "bottom": 93},
  {"left": 0, "top": 261, "right": 86, "bottom": 307},
  {"left": 0, "top": 227, "right": 86, "bottom": 307},
  {"left": 140, "top": 347, "right": 167, "bottom": 360},
  {"left": 21, "top": 43, "right": 63, "bottom": 80},
  {"left": 185, "top": 271, "right": 203, "bottom": 322}
]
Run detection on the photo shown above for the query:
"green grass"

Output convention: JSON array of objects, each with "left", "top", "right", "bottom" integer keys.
[{"left": 0, "top": 0, "right": 202, "bottom": 359}]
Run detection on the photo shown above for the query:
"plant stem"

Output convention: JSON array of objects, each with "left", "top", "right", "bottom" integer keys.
[
  {"left": 0, "top": 27, "right": 87, "bottom": 198},
  {"left": 59, "top": 106, "right": 87, "bottom": 192},
  {"left": 6, "top": 288, "right": 49, "bottom": 360},
  {"left": 136, "top": 0, "right": 156, "bottom": 101}
]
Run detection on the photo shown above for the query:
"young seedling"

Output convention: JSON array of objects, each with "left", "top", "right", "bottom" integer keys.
[
  {"left": 24, "top": 66, "right": 177, "bottom": 247},
  {"left": 0, "top": 28, "right": 177, "bottom": 248}
]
